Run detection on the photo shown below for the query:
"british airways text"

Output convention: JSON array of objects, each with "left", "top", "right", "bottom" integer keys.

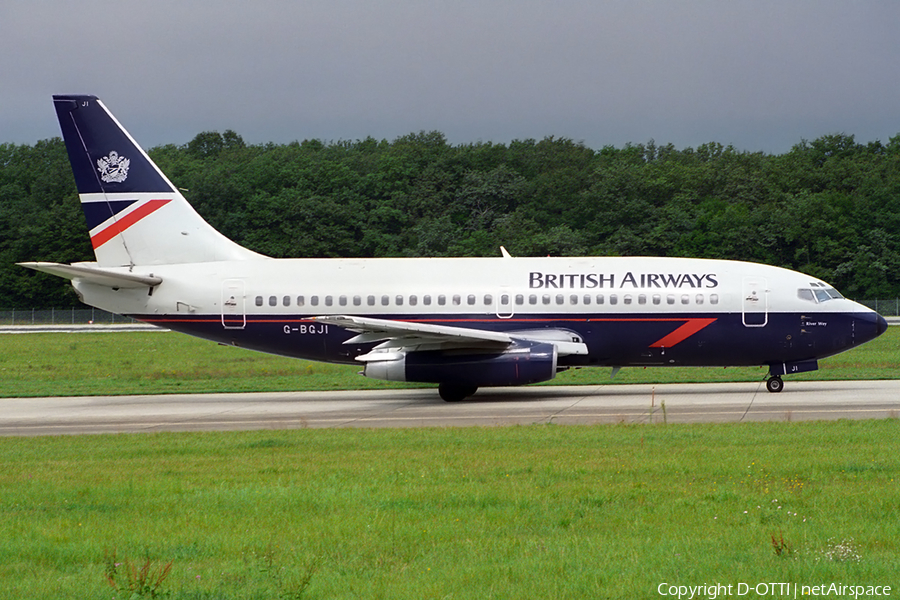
[{"left": 529, "top": 272, "right": 719, "bottom": 290}]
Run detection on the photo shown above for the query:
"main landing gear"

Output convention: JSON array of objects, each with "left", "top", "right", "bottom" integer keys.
[
  {"left": 766, "top": 375, "right": 784, "bottom": 393},
  {"left": 438, "top": 383, "right": 478, "bottom": 402}
]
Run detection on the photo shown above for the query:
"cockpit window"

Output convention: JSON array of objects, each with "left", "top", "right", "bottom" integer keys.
[
  {"left": 813, "top": 289, "right": 831, "bottom": 302},
  {"left": 798, "top": 287, "right": 845, "bottom": 303}
]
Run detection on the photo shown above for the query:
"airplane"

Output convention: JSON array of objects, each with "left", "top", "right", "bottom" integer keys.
[{"left": 20, "top": 95, "right": 888, "bottom": 401}]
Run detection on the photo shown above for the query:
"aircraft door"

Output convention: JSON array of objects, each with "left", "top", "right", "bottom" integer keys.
[
  {"left": 496, "top": 289, "right": 515, "bottom": 319},
  {"left": 742, "top": 277, "right": 768, "bottom": 327},
  {"left": 221, "top": 279, "right": 246, "bottom": 329}
]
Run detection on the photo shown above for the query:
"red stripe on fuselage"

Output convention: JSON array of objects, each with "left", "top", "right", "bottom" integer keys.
[
  {"left": 648, "top": 318, "right": 717, "bottom": 348},
  {"left": 402, "top": 316, "right": 718, "bottom": 347},
  {"left": 90, "top": 199, "right": 171, "bottom": 249}
]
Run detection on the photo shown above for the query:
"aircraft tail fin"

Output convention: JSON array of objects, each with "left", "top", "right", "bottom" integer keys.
[{"left": 52, "top": 95, "right": 264, "bottom": 267}]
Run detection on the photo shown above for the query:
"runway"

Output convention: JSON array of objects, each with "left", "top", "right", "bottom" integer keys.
[{"left": 1, "top": 380, "right": 898, "bottom": 436}]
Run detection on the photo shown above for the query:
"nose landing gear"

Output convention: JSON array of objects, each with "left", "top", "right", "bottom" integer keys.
[{"left": 765, "top": 359, "right": 817, "bottom": 393}]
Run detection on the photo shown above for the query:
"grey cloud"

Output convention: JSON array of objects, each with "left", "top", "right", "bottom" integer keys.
[{"left": 1, "top": 1, "right": 898, "bottom": 152}]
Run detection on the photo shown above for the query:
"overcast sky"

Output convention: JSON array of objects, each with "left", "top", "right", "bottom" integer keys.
[{"left": 2, "top": 1, "right": 899, "bottom": 154}]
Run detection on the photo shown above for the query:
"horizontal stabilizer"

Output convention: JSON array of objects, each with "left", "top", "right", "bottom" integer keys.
[{"left": 18, "top": 262, "right": 162, "bottom": 288}]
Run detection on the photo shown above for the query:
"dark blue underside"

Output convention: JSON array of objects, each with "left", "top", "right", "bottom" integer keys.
[{"left": 133, "top": 310, "right": 884, "bottom": 372}]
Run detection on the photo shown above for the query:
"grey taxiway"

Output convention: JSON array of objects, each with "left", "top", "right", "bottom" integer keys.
[{"left": 1, "top": 380, "right": 898, "bottom": 436}]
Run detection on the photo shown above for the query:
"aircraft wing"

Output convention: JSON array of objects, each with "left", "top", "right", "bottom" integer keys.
[
  {"left": 18, "top": 262, "right": 162, "bottom": 288},
  {"left": 309, "top": 315, "right": 588, "bottom": 357}
]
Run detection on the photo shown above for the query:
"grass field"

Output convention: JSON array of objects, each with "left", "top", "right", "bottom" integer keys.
[
  {"left": 1, "top": 421, "right": 898, "bottom": 598},
  {"left": 0, "top": 326, "right": 898, "bottom": 397},
  {"left": 1, "top": 328, "right": 898, "bottom": 597}
]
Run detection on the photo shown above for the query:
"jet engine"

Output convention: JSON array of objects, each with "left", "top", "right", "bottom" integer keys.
[{"left": 362, "top": 340, "right": 558, "bottom": 390}]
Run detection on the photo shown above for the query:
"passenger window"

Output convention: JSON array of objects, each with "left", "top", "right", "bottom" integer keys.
[
  {"left": 325, "top": 296, "right": 333, "bottom": 306},
  {"left": 255, "top": 296, "right": 263, "bottom": 307},
  {"left": 515, "top": 294, "right": 524, "bottom": 305},
  {"left": 453, "top": 295, "right": 461, "bottom": 305},
  {"left": 583, "top": 294, "right": 591, "bottom": 305},
  {"left": 367, "top": 295, "right": 375, "bottom": 306},
  {"left": 596, "top": 295, "right": 604, "bottom": 304},
  {"left": 609, "top": 294, "right": 618, "bottom": 305},
  {"left": 467, "top": 294, "right": 476, "bottom": 306},
  {"left": 395, "top": 295, "right": 404, "bottom": 306},
  {"left": 483, "top": 294, "right": 492, "bottom": 305},
  {"left": 438, "top": 295, "right": 446, "bottom": 306},
  {"left": 710, "top": 294, "right": 719, "bottom": 305},
  {"left": 695, "top": 294, "right": 704, "bottom": 305},
  {"left": 353, "top": 296, "right": 361, "bottom": 306},
  {"left": 542, "top": 294, "right": 551, "bottom": 305},
  {"left": 681, "top": 295, "right": 690, "bottom": 305},
  {"left": 311, "top": 296, "right": 319, "bottom": 306},
  {"left": 297, "top": 296, "right": 305, "bottom": 307},
  {"left": 652, "top": 294, "right": 661, "bottom": 305},
  {"left": 529, "top": 294, "right": 537, "bottom": 305},
  {"left": 623, "top": 295, "right": 632, "bottom": 305},
  {"left": 268, "top": 296, "right": 277, "bottom": 307},
  {"left": 339, "top": 296, "right": 347, "bottom": 306},
  {"left": 423, "top": 295, "right": 431, "bottom": 306},
  {"left": 667, "top": 295, "right": 675, "bottom": 305},
  {"left": 501, "top": 294, "right": 510, "bottom": 305},
  {"left": 283, "top": 296, "right": 291, "bottom": 307},
  {"left": 556, "top": 294, "right": 564, "bottom": 305},
  {"left": 409, "top": 295, "right": 418, "bottom": 306},
  {"left": 381, "top": 295, "right": 389, "bottom": 306},
  {"left": 638, "top": 294, "right": 646, "bottom": 305},
  {"left": 569, "top": 294, "right": 578, "bottom": 305}
]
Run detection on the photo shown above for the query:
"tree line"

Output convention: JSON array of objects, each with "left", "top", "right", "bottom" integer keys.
[{"left": 2, "top": 129, "right": 899, "bottom": 308}]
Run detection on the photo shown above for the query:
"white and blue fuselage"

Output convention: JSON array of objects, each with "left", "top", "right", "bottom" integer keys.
[{"left": 22, "top": 96, "right": 887, "bottom": 401}]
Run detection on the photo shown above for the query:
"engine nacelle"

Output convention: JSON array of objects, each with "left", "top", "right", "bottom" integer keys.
[{"left": 362, "top": 341, "right": 558, "bottom": 387}]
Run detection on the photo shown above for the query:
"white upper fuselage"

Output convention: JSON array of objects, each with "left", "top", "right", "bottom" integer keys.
[{"left": 74, "top": 255, "right": 865, "bottom": 322}]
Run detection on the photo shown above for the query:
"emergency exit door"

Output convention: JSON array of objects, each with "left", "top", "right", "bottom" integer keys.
[
  {"left": 742, "top": 277, "right": 768, "bottom": 327},
  {"left": 221, "top": 279, "right": 246, "bottom": 329}
]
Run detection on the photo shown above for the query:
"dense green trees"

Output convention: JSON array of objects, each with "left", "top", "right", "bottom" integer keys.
[{"left": 2, "top": 130, "right": 899, "bottom": 308}]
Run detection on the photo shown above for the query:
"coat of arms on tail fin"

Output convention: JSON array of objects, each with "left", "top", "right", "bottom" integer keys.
[{"left": 97, "top": 151, "right": 130, "bottom": 184}]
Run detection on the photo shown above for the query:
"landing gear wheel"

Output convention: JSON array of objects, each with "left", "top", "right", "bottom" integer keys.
[
  {"left": 766, "top": 376, "right": 784, "bottom": 393},
  {"left": 438, "top": 383, "right": 478, "bottom": 402}
]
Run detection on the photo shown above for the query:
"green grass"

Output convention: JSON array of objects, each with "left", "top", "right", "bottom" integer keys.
[
  {"left": 1, "top": 329, "right": 898, "bottom": 597},
  {"left": 0, "top": 421, "right": 898, "bottom": 598},
  {"left": 0, "top": 327, "right": 898, "bottom": 397},
  {"left": 0, "top": 330, "right": 423, "bottom": 397}
]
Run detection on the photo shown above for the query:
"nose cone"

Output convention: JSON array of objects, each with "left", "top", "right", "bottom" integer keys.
[
  {"left": 877, "top": 313, "right": 889, "bottom": 336},
  {"left": 856, "top": 311, "right": 888, "bottom": 345}
]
